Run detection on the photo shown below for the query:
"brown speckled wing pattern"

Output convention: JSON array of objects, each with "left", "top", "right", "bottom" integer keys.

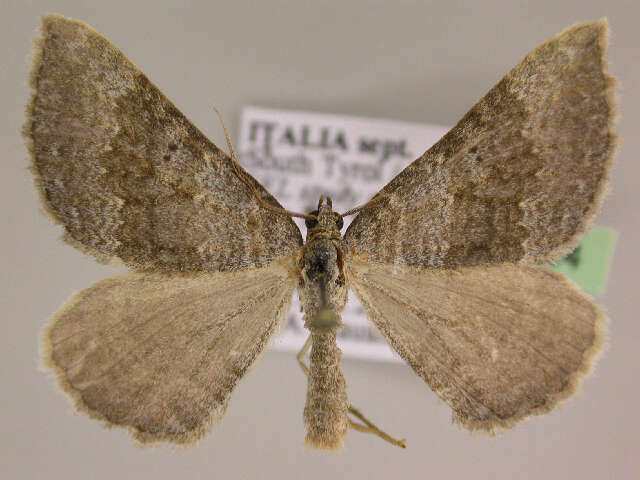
[
  {"left": 345, "top": 21, "right": 616, "bottom": 269},
  {"left": 25, "top": 14, "right": 302, "bottom": 272}
]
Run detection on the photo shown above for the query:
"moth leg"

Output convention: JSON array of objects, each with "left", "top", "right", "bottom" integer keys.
[
  {"left": 296, "top": 334, "right": 312, "bottom": 376},
  {"left": 348, "top": 405, "right": 406, "bottom": 448}
]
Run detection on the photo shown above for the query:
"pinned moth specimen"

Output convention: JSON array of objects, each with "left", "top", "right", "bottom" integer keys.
[{"left": 24, "top": 14, "right": 616, "bottom": 450}]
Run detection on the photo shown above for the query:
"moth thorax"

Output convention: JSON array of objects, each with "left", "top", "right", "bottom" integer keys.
[{"left": 299, "top": 235, "right": 347, "bottom": 331}]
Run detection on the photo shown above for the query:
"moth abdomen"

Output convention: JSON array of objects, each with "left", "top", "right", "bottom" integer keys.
[{"left": 303, "top": 327, "right": 349, "bottom": 450}]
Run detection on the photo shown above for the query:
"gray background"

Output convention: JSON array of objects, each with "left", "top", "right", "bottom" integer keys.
[{"left": 2, "top": 1, "right": 638, "bottom": 479}]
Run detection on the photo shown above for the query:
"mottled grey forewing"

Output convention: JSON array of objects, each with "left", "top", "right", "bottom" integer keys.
[
  {"left": 345, "top": 21, "right": 616, "bottom": 268},
  {"left": 24, "top": 14, "right": 301, "bottom": 271},
  {"left": 43, "top": 257, "right": 297, "bottom": 444},
  {"left": 348, "top": 258, "right": 604, "bottom": 432}
]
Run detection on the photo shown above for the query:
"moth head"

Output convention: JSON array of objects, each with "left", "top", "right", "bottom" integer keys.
[{"left": 304, "top": 196, "right": 343, "bottom": 231}]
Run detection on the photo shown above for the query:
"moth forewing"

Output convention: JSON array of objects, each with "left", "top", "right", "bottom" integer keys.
[
  {"left": 344, "top": 20, "right": 616, "bottom": 269},
  {"left": 25, "top": 14, "right": 302, "bottom": 272}
]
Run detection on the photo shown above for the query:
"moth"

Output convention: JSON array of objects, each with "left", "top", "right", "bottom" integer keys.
[{"left": 24, "top": 14, "right": 616, "bottom": 450}]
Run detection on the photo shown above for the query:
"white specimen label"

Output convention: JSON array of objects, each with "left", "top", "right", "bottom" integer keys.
[{"left": 238, "top": 105, "right": 449, "bottom": 362}]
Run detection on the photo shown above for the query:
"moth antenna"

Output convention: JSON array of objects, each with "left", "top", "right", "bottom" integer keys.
[
  {"left": 213, "top": 105, "right": 239, "bottom": 165},
  {"left": 340, "top": 195, "right": 385, "bottom": 217},
  {"left": 212, "top": 106, "right": 315, "bottom": 220}
]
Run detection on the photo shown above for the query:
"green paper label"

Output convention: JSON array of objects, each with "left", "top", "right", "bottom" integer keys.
[{"left": 548, "top": 226, "right": 617, "bottom": 294}]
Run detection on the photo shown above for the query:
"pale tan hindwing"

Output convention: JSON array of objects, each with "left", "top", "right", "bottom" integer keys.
[
  {"left": 345, "top": 20, "right": 616, "bottom": 268},
  {"left": 24, "top": 14, "right": 301, "bottom": 271},
  {"left": 348, "top": 257, "right": 604, "bottom": 432},
  {"left": 42, "top": 257, "right": 297, "bottom": 444}
]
